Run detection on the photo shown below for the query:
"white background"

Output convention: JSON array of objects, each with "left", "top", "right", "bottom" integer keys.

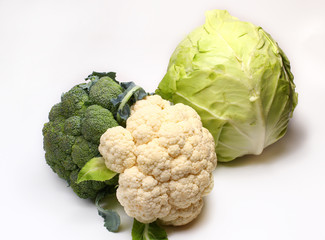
[{"left": 1, "top": 0, "right": 324, "bottom": 239}]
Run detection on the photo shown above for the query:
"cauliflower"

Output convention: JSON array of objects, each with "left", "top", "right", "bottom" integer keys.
[{"left": 99, "top": 95, "right": 217, "bottom": 226}]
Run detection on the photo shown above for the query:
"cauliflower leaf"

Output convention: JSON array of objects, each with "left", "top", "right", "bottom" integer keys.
[
  {"left": 77, "top": 157, "right": 117, "bottom": 183},
  {"left": 132, "top": 219, "right": 168, "bottom": 240},
  {"left": 95, "top": 191, "right": 120, "bottom": 232}
]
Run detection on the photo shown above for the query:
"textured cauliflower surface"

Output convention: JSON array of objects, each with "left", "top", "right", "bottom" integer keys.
[{"left": 99, "top": 95, "right": 217, "bottom": 226}]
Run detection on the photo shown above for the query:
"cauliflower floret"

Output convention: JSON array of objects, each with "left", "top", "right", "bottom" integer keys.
[
  {"left": 116, "top": 166, "right": 171, "bottom": 223},
  {"left": 159, "top": 199, "right": 204, "bottom": 226},
  {"left": 130, "top": 94, "right": 170, "bottom": 113},
  {"left": 99, "top": 95, "right": 217, "bottom": 226},
  {"left": 99, "top": 126, "right": 136, "bottom": 173}
]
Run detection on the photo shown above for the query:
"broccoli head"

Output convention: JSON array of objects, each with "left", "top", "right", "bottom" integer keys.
[
  {"left": 81, "top": 105, "right": 119, "bottom": 144},
  {"left": 89, "top": 76, "right": 123, "bottom": 112},
  {"left": 43, "top": 72, "right": 122, "bottom": 199}
]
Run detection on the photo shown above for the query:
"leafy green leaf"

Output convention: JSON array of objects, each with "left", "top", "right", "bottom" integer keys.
[
  {"left": 132, "top": 219, "right": 168, "bottom": 240},
  {"left": 77, "top": 157, "right": 117, "bottom": 183},
  {"left": 85, "top": 71, "right": 117, "bottom": 82},
  {"left": 95, "top": 191, "right": 120, "bottom": 232},
  {"left": 111, "top": 82, "right": 147, "bottom": 126},
  {"left": 156, "top": 9, "right": 298, "bottom": 162}
]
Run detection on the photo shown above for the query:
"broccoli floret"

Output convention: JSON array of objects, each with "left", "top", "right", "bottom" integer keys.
[
  {"left": 64, "top": 116, "right": 81, "bottom": 136},
  {"left": 49, "top": 103, "right": 64, "bottom": 121},
  {"left": 81, "top": 105, "right": 119, "bottom": 144},
  {"left": 71, "top": 136, "right": 100, "bottom": 168},
  {"left": 69, "top": 170, "right": 107, "bottom": 199},
  {"left": 89, "top": 76, "right": 123, "bottom": 112},
  {"left": 43, "top": 119, "right": 78, "bottom": 179},
  {"left": 61, "top": 86, "right": 89, "bottom": 118},
  {"left": 43, "top": 73, "right": 122, "bottom": 199}
]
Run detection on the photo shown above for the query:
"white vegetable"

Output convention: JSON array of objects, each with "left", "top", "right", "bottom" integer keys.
[{"left": 99, "top": 95, "right": 217, "bottom": 226}]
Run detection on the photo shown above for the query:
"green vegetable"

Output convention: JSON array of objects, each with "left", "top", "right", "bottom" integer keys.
[
  {"left": 112, "top": 81, "right": 147, "bottom": 126},
  {"left": 42, "top": 72, "right": 122, "bottom": 198},
  {"left": 43, "top": 71, "right": 156, "bottom": 236},
  {"left": 156, "top": 9, "right": 298, "bottom": 162},
  {"left": 132, "top": 219, "right": 168, "bottom": 240},
  {"left": 81, "top": 105, "right": 118, "bottom": 144},
  {"left": 77, "top": 157, "right": 117, "bottom": 183},
  {"left": 95, "top": 191, "right": 120, "bottom": 232},
  {"left": 89, "top": 76, "right": 123, "bottom": 112}
]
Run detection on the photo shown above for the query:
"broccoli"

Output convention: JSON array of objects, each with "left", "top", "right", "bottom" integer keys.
[
  {"left": 43, "top": 72, "right": 122, "bottom": 199},
  {"left": 81, "top": 105, "right": 119, "bottom": 144},
  {"left": 89, "top": 76, "right": 123, "bottom": 112}
]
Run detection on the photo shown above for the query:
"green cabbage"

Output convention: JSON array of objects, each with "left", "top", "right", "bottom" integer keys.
[{"left": 156, "top": 10, "right": 298, "bottom": 162}]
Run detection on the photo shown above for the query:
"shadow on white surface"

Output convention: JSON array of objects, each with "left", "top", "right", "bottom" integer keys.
[{"left": 99, "top": 193, "right": 134, "bottom": 232}]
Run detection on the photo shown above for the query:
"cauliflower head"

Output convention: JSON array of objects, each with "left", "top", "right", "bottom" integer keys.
[{"left": 99, "top": 95, "right": 217, "bottom": 226}]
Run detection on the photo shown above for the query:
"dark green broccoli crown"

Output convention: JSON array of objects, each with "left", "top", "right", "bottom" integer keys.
[
  {"left": 71, "top": 136, "right": 100, "bottom": 168},
  {"left": 49, "top": 103, "right": 64, "bottom": 121},
  {"left": 69, "top": 170, "right": 107, "bottom": 199},
  {"left": 64, "top": 116, "right": 81, "bottom": 136},
  {"left": 43, "top": 74, "right": 121, "bottom": 199},
  {"left": 61, "top": 86, "right": 89, "bottom": 118},
  {"left": 89, "top": 77, "right": 123, "bottom": 112},
  {"left": 81, "top": 105, "right": 119, "bottom": 144}
]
